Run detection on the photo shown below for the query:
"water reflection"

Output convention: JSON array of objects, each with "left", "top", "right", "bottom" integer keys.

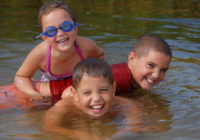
[{"left": 47, "top": 91, "right": 172, "bottom": 140}]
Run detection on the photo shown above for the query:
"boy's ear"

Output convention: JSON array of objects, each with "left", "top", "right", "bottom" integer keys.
[
  {"left": 128, "top": 51, "right": 137, "bottom": 66},
  {"left": 61, "top": 86, "right": 74, "bottom": 98},
  {"left": 70, "top": 86, "right": 76, "bottom": 96},
  {"left": 70, "top": 86, "right": 79, "bottom": 102},
  {"left": 128, "top": 51, "right": 136, "bottom": 61},
  {"left": 112, "top": 82, "right": 117, "bottom": 96}
]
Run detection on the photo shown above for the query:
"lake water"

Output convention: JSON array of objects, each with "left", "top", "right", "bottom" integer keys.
[{"left": 0, "top": 0, "right": 199, "bottom": 140}]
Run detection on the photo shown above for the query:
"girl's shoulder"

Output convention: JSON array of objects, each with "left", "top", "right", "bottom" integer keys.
[
  {"left": 76, "top": 36, "right": 104, "bottom": 58},
  {"left": 31, "top": 41, "right": 49, "bottom": 56},
  {"left": 35, "top": 41, "right": 49, "bottom": 51},
  {"left": 76, "top": 36, "right": 97, "bottom": 48},
  {"left": 25, "top": 41, "right": 49, "bottom": 65}
]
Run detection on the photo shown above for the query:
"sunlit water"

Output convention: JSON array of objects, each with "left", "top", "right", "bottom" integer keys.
[{"left": 0, "top": 0, "right": 199, "bottom": 140}]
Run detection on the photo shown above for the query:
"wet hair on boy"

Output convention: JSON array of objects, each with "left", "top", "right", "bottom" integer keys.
[
  {"left": 72, "top": 58, "right": 113, "bottom": 89},
  {"left": 132, "top": 34, "right": 172, "bottom": 58}
]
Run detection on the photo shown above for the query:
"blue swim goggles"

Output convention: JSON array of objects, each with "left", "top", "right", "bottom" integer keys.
[{"left": 36, "top": 21, "right": 78, "bottom": 38}]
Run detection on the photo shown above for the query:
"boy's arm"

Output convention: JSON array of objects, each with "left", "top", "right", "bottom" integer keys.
[{"left": 42, "top": 98, "right": 100, "bottom": 140}]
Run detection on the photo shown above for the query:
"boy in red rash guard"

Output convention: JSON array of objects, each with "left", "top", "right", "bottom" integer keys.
[
  {"left": 50, "top": 62, "right": 133, "bottom": 102},
  {"left": 47, "top": 34, "right": 172, "bottom": 102}
]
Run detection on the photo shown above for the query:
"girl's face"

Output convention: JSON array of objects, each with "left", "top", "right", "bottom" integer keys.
[
  {"left": 41, "top": 8, "right": 77, "bottom": 52},
  {"left": 128, "top": 50, "right": 171, "bottom": 89},
  {"left": 72, "top": 76, "right": 115, "bottom": 118}
]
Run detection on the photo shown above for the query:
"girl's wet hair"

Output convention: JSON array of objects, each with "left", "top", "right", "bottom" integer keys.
[
  {"left": 72, "top": 58, "right": 113, "bottom": 89},
  {"left": 38, "top": 1, "right": 76, "bottom": 25},
  {"left": 133, "top": 34, "right": 172, "bottom": 58}
]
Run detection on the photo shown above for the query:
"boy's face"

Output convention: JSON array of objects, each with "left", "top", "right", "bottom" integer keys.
[
  {"left": 128, "top": 50, "right": 171, "bottom": 89},
  {"left": 41, "top": 8, "right": 77, "bottom": 52},
  {"left": 71, "top": 75, "right": 115, "bottom": 118}
]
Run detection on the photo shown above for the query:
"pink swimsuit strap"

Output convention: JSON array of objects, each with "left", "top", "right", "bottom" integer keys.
[
  {"left": 74, "top": 41, "right": 85, "bottom": 59},
  {"left": 45, "top": 41, "right": 85, "bottom": 78}
]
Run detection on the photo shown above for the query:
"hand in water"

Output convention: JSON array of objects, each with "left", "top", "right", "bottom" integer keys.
[{"left": 28, "top": 91, "right": 51, "bottom": 103}]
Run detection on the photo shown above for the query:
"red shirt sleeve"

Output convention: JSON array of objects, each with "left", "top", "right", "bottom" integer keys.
[
  {"left": 50, "top": 78, "right": 73, "bottom": 103},
  {"left": 111, "top": 62, "right": 134, "bottom": 94}
]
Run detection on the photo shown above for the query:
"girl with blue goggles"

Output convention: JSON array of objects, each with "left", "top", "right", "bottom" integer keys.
[{"left": 15, "top": 1, "right": 104, "bottom": 99}]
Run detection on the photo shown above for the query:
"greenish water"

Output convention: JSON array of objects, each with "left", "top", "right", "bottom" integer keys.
[{"left": 0, "top": 0, "right": 200, "bottom": 140}]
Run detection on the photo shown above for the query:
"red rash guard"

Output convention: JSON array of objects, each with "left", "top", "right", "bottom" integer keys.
[{"left": 50, "top": 62, "right": 134, "bottom": 102}]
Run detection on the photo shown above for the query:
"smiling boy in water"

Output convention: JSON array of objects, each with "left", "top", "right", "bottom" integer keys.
[{"left": 42, "top": 58, "right": 137, "bottom": 139}]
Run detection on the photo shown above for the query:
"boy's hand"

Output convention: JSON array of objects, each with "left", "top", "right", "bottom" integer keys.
[{"left": 61, "top": 86, "right": 73, "bottom": 98}]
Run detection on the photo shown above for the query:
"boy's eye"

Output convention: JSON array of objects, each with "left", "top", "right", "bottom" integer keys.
[
  {"left": 81, "top": 91, "right": 91, "bottom": 95},
  {"left": 99, "top": 88, "right": 109, "bottom": 93},
  {"left": 147, "top": 62, "right": 155, "bottom": 68},
  {"left": 161, "top": 68, "right": 168, "bottom": 73}
]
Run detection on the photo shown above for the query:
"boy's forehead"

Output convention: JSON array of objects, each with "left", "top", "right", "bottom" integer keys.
[
  {"left": 140, "top": 51, "right": 171, "bottom": 66},
  {"left": 81, "top": 74, "right": 107, "bottom": 81},
  {"left": 75, "top": 75, "right": 113, "bottom": 90},
  {"left": 79, "top": 74, "right": 112, "bottom": 84},
  {"left": 141, "top": 49, "right": 171, "bottom": 58}
]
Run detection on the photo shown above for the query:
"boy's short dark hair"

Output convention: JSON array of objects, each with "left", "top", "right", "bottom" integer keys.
[
  {"left": 72, "top": 58, "right": 113, "bottom": 89},
  {"left": 38, "top": 1, "right": 76, "bottom": 25},
  {"left": 133, "top": 34, "right": 172, "bottom": 58}
]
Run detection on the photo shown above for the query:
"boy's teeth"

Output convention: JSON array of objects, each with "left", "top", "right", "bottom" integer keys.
[
  {"left": 91, "top": 105, "right": 103, "bottom": 109},
  {"left": 147, "top": 78, "right": 154, "bottom": 83}
]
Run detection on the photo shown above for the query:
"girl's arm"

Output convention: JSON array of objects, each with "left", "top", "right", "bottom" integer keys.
[
  {"left": 14, "top": 42, "right": 48, "bottom": 99},
  {"left": 34, "top": 81, "right": 51, "bottom": 97}
]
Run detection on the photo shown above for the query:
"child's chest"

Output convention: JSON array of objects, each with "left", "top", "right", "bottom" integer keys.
[{"left": 50, "top": 54, "right": 82, "bottom": 75}]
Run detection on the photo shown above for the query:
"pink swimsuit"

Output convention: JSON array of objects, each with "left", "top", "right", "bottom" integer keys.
[{"left": 40, "top": 42, "right": 85, "bottom": 81}]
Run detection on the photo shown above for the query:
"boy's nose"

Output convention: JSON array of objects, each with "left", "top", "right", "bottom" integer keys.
[
  {"left": 92, "top": 93, "right": 101, "bottom": 102},
  {"left": 152, "top": 70, "right": 160, "bottom": 79}
]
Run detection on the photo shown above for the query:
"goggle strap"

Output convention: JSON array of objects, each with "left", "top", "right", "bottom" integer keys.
[
  {"left": 36, "top": 33, "right": 44, "bottom": 39},
  {"left": 74, "top": 23, "right": 79, "bottom": 28}
]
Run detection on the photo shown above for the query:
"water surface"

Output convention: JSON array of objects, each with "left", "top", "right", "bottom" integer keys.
[{"left": 0, "top": 0, "right": 199, "bottom": 140}]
